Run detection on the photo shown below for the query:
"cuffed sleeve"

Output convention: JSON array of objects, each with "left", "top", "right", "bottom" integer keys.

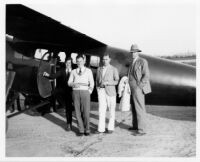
[
  {"left": 48, "top": 70, "right": 62, "bottom": 79},
  {"left": 68, "top": 70, "right": 74, "bottom": 87}
]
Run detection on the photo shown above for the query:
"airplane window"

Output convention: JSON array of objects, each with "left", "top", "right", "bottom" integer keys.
[
  {"left": 71, "top": 53, "right": 88, "bottom": 65},
  {"left": 90, "top": 56, "right": 100, "bottom": 67},
  {"left": 35, "top": 50, "right": 66, "bottom": 62},
  {"left": 71, "top": 53, "right": 78, "bottom": 64},
  {"left": 58, "top": 52, "right": 66, "bottom": 62},
  {"left": 34, "top": 49, "right": 48, "bottom": 60}
]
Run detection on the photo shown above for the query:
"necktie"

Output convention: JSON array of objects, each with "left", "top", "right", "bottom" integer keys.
[
  {"left": 79, "top": 68, "right": 82, "bottom": 75},
  {"left": 128, "top": 61, "right": 134, "bottom": 78},
  {"left": 66, "top": 69, "right": 70, "bottom": 76},
  {"left": 128, "top": 58, "right": 137, "bottom": 79}
]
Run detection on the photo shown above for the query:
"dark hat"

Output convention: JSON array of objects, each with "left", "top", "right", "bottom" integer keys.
[{"left": 130, "top": 44, "right": 142, "bottom": 52}]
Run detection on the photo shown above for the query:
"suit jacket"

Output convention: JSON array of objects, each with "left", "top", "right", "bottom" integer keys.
[
  {"left": 129, "top": 57, "right": 151, "bottom": 94},
  {"left": 96, "top": 65, "right": 119, "bottom": 96},
  {"left": 49, "top": 67, "right": 72, "bottom": 93}
]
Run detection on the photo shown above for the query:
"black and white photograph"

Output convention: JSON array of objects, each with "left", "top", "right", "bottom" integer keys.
[{"left": 1, "top": 0, "right": 199, "bottom": 161}]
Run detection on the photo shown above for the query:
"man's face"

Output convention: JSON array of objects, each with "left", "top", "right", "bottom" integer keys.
[
  {"left": 76, "top": 57, "right": 84, "bottom": 68},
  {"left": 66, "top": 60, "right": 72, "bottom": 68},
  {"left": 131, "top": 51, "right": 139, "bottom": 59},
  {"left": 102, "top": 55, "right": 110, "bottom": 66}
]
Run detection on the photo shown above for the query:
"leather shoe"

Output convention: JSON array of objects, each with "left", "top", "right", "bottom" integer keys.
[
  {"left": 106, "top": 130, "right": 113, "bottom": 134},
  {"left": 65, "top": 124, "right": 72, "bottom": 131},
  {"left": 84, "top": 132, "right": 90, "bottom": 136},
  {"left": 133, "top": 131, "right": 146, "bottom": 136},
  {"left": 77, "top": 132, "right": 84, "bottom": 136},
  {"left": 128, "top": 127, "right": 138, "bottom": 130},
  {"left": 94, "top": 131, "right": 105, "bottom": 134}
]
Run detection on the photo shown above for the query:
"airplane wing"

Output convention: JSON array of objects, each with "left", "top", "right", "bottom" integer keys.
[{"left": 6, "top": 4, "right": 106, "bottom": 55}]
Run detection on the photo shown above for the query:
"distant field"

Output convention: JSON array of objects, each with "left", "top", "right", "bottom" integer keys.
[{"left": 160, "top": 55, "right": 196, "bottom": 67}]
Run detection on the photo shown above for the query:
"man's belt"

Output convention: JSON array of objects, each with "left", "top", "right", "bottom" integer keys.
[
  {"left": 77, "top": 83, "right": 89, "bottom": 86},
  {"left": 99, "top": 85, "right": 105, "bottom": 88}
]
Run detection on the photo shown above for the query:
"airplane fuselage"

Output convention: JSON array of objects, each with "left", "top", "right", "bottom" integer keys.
[
  {"left": 7, "top": 41, "right": 196, "bottom": 106},
  {"left": 87, "top": 46, "right": 196, "bottom": 106}
]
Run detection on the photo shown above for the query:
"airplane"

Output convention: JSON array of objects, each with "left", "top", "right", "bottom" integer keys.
[{"left": 6, "top": 4, "right": 196, "bottom": 124}]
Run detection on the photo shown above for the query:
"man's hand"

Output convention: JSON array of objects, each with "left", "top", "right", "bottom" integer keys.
[
  {"left": 124, "top": 79, "right": 129, "bottom": 84},
  {"left": 88, "top": 89, "right": 92, "bottom": 94},
  {"left": 102, "top": 81, "right": 109, "bottom": 86},
  {"left": 43, "top": 72, "right": 50, "bottom": 77}
]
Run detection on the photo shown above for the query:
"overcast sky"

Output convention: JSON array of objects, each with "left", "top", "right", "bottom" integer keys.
[{"left": 23, "top": 0, "right": 196, "bottom": 56}]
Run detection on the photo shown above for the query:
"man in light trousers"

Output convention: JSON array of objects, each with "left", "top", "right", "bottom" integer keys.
[{"left": 96, "top": 53, "right": 119, "bottom": 134}]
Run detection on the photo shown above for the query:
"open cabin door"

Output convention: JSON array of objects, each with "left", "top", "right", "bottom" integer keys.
[{"left": 37, "top": 53, "right": 52, "bottom": 98}]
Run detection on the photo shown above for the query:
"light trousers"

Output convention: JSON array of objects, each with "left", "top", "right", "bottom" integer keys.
[
  {"left": 73, "top": 90, "right": 90, "bottom": 133},
  {"left": 130, "top": 87, "right": 147, "bottom": 133},
  {"left": 97, "top": 88, "right": 116, "bottom": 132}
]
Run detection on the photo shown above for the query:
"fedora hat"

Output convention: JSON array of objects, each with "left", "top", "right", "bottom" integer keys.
[{"left": 130, "top": 44, "right": 142, "bottom": 52}]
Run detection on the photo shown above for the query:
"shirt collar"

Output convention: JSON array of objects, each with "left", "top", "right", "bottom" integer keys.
[
  {"left": 66, "top": 68, "right": 72, "bottom": 72},
  {"left": 102, "top": 64, "right": 110, "bottom": 69},
  {"left": 78, "top": 66, "right": 85, "bottom": 71},
  {"left": 133, "top": 56, "right": 139, "bottom": 63}
]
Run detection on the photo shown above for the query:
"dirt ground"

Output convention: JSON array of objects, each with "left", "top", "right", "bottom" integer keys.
[{"left": 6, "top": 102, "right": 196, "bottom": 157}]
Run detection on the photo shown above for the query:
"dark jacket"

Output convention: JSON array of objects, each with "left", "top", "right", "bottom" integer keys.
[{"left": 48, "top": 64, "right": 72, "bottom": 92}]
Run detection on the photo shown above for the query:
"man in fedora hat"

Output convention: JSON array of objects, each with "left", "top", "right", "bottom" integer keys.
[{"left": 128, "top": 44, "right": 151, "bottom": 136}]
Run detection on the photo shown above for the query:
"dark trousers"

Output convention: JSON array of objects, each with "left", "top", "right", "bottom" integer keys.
[
  {"left": 53, "top": 88, "right": 73, "bottom": 125},
  {"left": 130, "top": 87, "right": 147, "bottom": 133},
  {"left": 65, "top": 92, "right": 73, "bottom": 125},
  {"left": 72, "top": 90, "right": 90, "bottom": 133}
]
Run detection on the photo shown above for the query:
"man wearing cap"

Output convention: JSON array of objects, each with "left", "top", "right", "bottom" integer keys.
[{"left": 128, "top": 44, "right": 151, "bottom": 136}]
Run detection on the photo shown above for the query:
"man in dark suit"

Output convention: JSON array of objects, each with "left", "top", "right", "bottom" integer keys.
[
  {"left": 43, "top": 57, "right": 73, "bottom": 131},
  {"left": 128, "top": 44, "right": 151, "bottom": 136}
]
